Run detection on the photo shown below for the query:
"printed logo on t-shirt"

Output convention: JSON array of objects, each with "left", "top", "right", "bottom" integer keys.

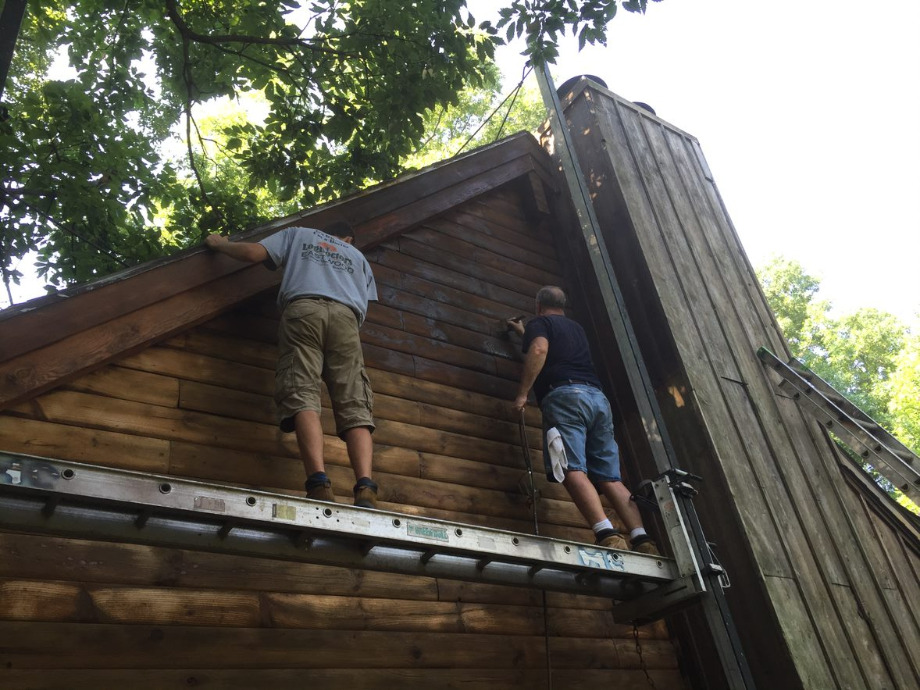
[{"left": 301, "top": 241, "right": 355, "bottom": 274}]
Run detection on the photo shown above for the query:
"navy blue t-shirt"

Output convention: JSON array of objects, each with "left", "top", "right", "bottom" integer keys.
[{"left": 521, "top": 314, "right": 602, "bottom": 403}]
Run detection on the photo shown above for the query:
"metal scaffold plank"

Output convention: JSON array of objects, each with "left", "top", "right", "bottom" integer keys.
[{"left": 0, "top": 452, "right": 697, "bottom": 620}]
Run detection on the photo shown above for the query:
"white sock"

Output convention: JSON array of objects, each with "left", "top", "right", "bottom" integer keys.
[
  {"left": 592, "top": 519, "right": 613, "bottom": 534},
  {"left": 629, "top": 527, "right": 648, "bottom": 540}
]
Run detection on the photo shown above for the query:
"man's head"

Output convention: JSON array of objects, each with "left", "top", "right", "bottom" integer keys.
[
  {"left": 535, "top": 285, "right": 567, "bottom": 315},
  {"left": 324, "top": 220, "right": 356, "bottom": 244}
]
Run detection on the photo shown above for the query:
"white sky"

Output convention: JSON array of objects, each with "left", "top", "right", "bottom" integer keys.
[
  {"left": 471, "top": 0, "right": 920, "bottom": 324},
  {"left": 4, "top": 1, "right": 918, "bottom": 323}
]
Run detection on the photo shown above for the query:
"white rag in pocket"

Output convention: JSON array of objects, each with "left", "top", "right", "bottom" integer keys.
[{"left": 545, "top": 427, "right": 568, "bottom": 483}]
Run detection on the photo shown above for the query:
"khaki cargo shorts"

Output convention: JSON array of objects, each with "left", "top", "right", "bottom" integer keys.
[{"left": 275, "top": 297, "right": 375, "bottom": 436}]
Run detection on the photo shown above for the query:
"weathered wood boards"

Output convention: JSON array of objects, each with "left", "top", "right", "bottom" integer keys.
[
  {"left": 558, "top": 81, "right": 920, "bottom": 689},
  {"left": 0, "top": 167, "right": 685, "bottom": 688}
]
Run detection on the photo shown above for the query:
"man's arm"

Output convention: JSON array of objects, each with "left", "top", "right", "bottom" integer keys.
[
  {"left": 513, "top": 335, "right": 548, "bottom": 412},
  {"left": 205, "top": 233, "right": 269, "bottom": 264}
]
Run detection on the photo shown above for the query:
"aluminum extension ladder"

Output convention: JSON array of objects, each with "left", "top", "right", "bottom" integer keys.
[
  {"left": 758, "top": 347, "right": 920, "bottom": 504},
  {"left": 0, "top": 450, "right": 707, "bottom": 624}
]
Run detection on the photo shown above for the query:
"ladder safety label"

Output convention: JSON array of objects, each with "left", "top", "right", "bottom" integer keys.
[
  {"left": 272, "top": 504, "right": 296, "bottom": 521},
  {"left": 407, "top": 522, "right": 449, "bottom": 542},
  {"left": 194, "top": 496, "right": 226, "bottom": 513},
  {"left": 578, "top": 548, "right": 626, "bottom": 572}
]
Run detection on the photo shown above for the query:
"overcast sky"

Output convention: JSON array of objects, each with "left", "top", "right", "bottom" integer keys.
[
  {"left": 473, "top": 0, "right": 920, "bottom": 324},
  {"left": 4, "top": 1, "right": 918, "bottom": 322}
]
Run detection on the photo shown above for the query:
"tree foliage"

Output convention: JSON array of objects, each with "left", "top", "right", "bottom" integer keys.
[
  {"left": 2, "top": 0, "right": 499, "bottom": 289},
  {"left": 403, "top": 63, "right": 548, "bottom": 171},
  {"left": 757, "top": 256, "right": 919, "bottom": 514},
  {"left": 1, "top": 0, "right": 657, "bottom": 298}
]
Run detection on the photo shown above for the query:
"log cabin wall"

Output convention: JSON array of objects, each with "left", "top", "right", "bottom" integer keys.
[
  {"left": 0, "top": 157, "right": 688, "bottom": 687},
  {"left": 551, "top": 80, "right": 920, "bottom": 689}
]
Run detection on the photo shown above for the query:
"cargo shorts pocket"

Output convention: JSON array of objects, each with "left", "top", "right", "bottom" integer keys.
[{"left": 274, "top": 351, "right": 297, "bottom": 405}]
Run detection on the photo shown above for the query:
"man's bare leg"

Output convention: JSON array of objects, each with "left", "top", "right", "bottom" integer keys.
[
  {"left": 598, "top": 480, "right": 644, "bottom": 532},
  {"left": 342, "top": 425, "right": 373, "bottom": 480},
  {"left": 293, "top": 410, "right": 325, "bottom": 477},
  {"left": 562, "top": 470, "right": 608, "bottom": 525}
]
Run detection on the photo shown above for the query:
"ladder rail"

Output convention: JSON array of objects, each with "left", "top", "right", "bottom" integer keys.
[
  {"left": 0, "top": 452, "right": 700, "bottom": 621},
  {"left": 758, "top": 347, "right": 920, "bottom": 503},
  {"left": 785, "top": 358, "right": 918, "bottom": 467}
]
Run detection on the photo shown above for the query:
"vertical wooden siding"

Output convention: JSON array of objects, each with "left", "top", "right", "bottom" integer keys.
[
  {"left": 0, "top": 184, "right": 685, "bottom": 688},
  {"left": 559, "top": 83, "right": 920, "bottom": 689}
]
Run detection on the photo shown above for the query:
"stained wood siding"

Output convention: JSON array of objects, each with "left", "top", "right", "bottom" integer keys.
[
  {"left": 556, "top": 82, "right": 920, "bottom": 689},
  {"left": 0, "top": 182, "right": 685, "bottom": 689}
]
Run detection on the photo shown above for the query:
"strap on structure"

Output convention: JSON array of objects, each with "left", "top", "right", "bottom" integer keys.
[
  {"left": 518, "top": 409, "right": 541, "bottom": 536},
  {"left": 517, "top": 409, "right": 553, "bottom": 690}
]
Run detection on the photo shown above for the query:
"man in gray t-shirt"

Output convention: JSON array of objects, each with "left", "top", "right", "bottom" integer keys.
[{"left": 206, "top": 221, "right": 379, "bottom": 509}]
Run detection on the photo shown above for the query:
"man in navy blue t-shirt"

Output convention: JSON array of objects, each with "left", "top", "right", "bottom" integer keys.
[{"left": 509, "top": 286, "right": 658, "bottom": 554}]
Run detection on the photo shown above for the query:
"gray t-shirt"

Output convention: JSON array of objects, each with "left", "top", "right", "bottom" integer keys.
[{"left": 259, "top": 227, "right": 378, "bottom": 324}]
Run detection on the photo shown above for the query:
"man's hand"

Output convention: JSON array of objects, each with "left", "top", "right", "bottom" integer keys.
[
  {"left": 203, "top": 234, "right": 269, "bottom": 263},
  {"left": 506, "top": 316, "right": 525, "bottom": 336},
  {"left": 513, "top": 393, "right": 529, "bottom": 413},
  {"left": 205, "top": 233, "right": 228, "bottom": 249}
]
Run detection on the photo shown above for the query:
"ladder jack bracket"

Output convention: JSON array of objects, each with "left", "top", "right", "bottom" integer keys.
[{"left": 615, "top": 469, "right": 713, "bottom": 624}]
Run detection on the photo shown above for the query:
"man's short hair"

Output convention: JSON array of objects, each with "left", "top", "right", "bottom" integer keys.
[
  {"left": 324, "top": 220, "right": 355, "bottom": 242},
  {"left": 536, "top": 285, "right": 567, "bottom": 309}
]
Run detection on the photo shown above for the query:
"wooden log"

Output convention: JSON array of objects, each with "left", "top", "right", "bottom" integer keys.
[
  {"left": 166, "top": 330, "right": 277, "bottom": 370},
  {"left": 119, "top": 347, "right": 273, "bottom": 396},
  {"left": 0, "top": 621, "right": 554, "bottom": 669},
  {"left": 387, "top": 232, "right": 544, "bottom": 300},
  {"left": 0, "top": 532, "right": 436, "bottom": 601},
  {"left": 0, "top": 620, "right": 679, "bottom": 670},
  {"left": 373, "top": 263, "right": 527, "bottom": 325},
  {"left": 467, "top": 198, "right": 557, "bottom": 245},
  {"left": 0, "top": 579, "right": 261, "bottom": 627},
  {"left": 447, "top": 207, "right": 558, "bottom": 261},
  {"left": 63, "top": 365, "right": 179, "bottom": 408},
  {"left": 164, "top": 324, "right": 536, "bottom": 427},
  {"left": 0, "top": 532, "right": 615, "bottom": 611},
  {"left": 0, "top": 416, "right": 169, "bottom": 473},
  {"left": 427, "top": 217, "right": 561, "bottom": 275},
  {"left": 411, "top": 223, "right": 561, "bottom": 287},
  {"left": 362, "top": 321, "right": 504, "bottom": 380},
  {"left": 168, "top": 438, "right": 420, "bottom": 486},
  {"left": 371, "top": 246, "right": 534, "bottom": 313},
  {"left": 8, "top": 389, "right": 295, "bottom": 459},
  {"left": 0, "top": 668, "right": 689, "bottom": 690},
  {"left": 418, "top": 452, "right": 568, "bottom": 501},
  {"left": 357, "top": 152, "right": 551, "bottom": 250},
  {"left": 203, "top": 310, "right": 279, "bottom": 345}
]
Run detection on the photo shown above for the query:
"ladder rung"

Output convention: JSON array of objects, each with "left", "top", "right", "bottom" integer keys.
[
  {"left": 825, "top": 391, "right": 847, "bottom": 407},
  {"left": 894, "top": 450, "right": 916, "bottom": 466}
]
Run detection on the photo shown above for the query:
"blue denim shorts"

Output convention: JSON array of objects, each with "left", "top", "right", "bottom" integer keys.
[{"left": 540, "top": 384, "right": 621, "bottom": 484}]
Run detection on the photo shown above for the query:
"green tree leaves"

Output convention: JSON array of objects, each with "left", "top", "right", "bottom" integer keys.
[
  {"left": 496, "top": 0, "right": 658, "bottom": 65},
  {"left": 1, "top": 1, "right": 651, "bottom": 297},
  {"left": 2, "top": 0, "right": 500, "bottom": 288}
]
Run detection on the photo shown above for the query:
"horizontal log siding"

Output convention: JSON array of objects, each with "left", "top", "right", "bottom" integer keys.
[
  {"left": 562, "top": 84, "right": 920, "bottom": 688},
  {"left": 0, "top": 184, "right": 684, "bottom": 687}
]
